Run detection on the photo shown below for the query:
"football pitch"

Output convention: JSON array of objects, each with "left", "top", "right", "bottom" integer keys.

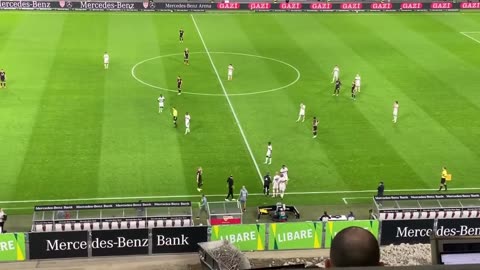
[{"left": 1, "top": 11, "right": 480, "bottom": 214}]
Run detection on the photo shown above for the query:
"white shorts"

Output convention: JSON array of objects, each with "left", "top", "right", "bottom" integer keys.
[
  {"left": 104, "top": 60, "right": 109, "bottom": 64},
  {"left": 185, "top": 122, "right": 190, "bottom": 128},
  {"left": 355, "top": 83, "right": 360, "bottom": 87},
  {"left": 273, "top": 183, "right": 279, "bottom": 190},
  {"left": 159, "top": 103, "right": 164, "bottom": 108},
  {"left": 393, "top": 111, "right": 398, "bottom": 116},
  {"left": 266, "top": 152, "right": 271, "bottom": 158},
  {"left": 228, "top": 72, "right": 233, "bottom": 76},
  {"left": 299, "top": 110, "right": 305, "bottom": 116},
  {"left": 333, "top": 73, "right": 338, "bottom": 79},
  {"left": 279, "top": 184, "right": 286, "bottom": 192}
]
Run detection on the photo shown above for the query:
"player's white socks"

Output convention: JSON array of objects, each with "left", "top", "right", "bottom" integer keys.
[
  {"left": 393, "top": 116, "right": 397, "bottom": 123},
  {"left": 280, "top": 193, "right": 284, "bottom": 199}
]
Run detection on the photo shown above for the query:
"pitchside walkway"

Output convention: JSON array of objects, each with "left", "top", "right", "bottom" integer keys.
[{"left": 0, "top": 250, "right": 329, "bottom": 270}]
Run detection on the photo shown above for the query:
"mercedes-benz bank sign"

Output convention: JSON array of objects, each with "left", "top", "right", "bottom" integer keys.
[
  {"left": 29, "top": 227, "right": 209, "bottom": 259},
  {"left": 152, "top": 226, "right": 208, "bottom": 253},
  {"left": 381, "top": 218, "right": 480, "bottom": 245},
  {"left": 91, "top": 229, "right": 149, "bottom": 256},
  {"left": 29, "top": 231, "right": 89, "bottom": 259}
]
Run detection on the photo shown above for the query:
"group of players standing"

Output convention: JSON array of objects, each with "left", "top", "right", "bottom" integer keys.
[
  {"left": 156, "top": 29, "right": 235, "bottom": 136},
  {"left": 155, "top": 29, "right": 193, "bottom": 135},
  {"left": 263, "top": 142, "right": 290, "bottom": 198},
  {"left": 331, "top": 65, "right": 361, "bottom": 100}
]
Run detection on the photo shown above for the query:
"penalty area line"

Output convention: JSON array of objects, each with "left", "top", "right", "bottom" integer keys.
[
  {"left": 460, "top": 32, "right": 480, "bottom": 44},
  {"left": 1, "top": 187, "right": 480, "bottom": 204},
  {"left": 342, "top": 197, "right": 372, "bottom": 205}
]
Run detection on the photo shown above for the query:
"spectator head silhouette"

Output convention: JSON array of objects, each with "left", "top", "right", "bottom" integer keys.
[{"left": 325, "top": 226, "right": 382, "bottom": 268}]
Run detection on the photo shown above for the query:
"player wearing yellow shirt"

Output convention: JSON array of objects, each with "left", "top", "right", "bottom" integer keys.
[
  {"left": 439, "top": 167, "right": 448, "bottom": 191},
  {"left": 172, "top": 107, "right": 178, "bottom": 128}
]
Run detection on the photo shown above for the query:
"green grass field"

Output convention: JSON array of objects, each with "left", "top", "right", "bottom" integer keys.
[{"left": 1, "top": 12, "right": 480, "bottom": 215}]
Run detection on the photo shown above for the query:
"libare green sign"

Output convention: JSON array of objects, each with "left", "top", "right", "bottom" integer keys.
[
  {"left": 211, "top": 224, "right": 266, "bottom": 251},
  {"left": 269, "top": 222, "right": 322, "bottom": 250},
  {"left": 324, "top": 220, "right": 379, "bottom": 248},
  {"left": 0, "top": 233, "right": 26, "bottom": 261}
]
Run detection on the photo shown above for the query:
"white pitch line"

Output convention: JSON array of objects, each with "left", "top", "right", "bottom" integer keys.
[
  {"left": 1, "top": 187, "right": 480, "bottom": 204},
  {"left": 191, "top": 14, "right": 263, "bottom": 184},
  {"left": 460, "top": 32, "right": 480, "bottom": 44},
  {"left": 342, "top": 197, "right": 372, "bottom": 205}
]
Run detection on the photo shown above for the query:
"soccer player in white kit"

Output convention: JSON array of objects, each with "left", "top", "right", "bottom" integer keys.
[
  {"left": 103, "top": 52, "right": 109, "bottom": 69},
  {"left": 272, "top": 172, "right": 280, "bottom": 198},
  {"left": 227, "top": 64, "right": 234, "bottom": 81},
  {"left": 265, "top": 142, "right": 272, "bottom": 165},
  {"left": 158, "top": 94, "right": 165, "bottom": 113},
  {"left": 296, "top": 103, "right": 306, "bottom": 122},
  {"left": 354, "top": 74, "right": 361, "bottom": 93},
  {"left": 280, "top": 165, "right": 289, "bottom": 181},
  {"left": 278, "top": 173, "right": 287, "bottom": 199},
  {"left": 332, "top": 65, "right": 339, "bottom": 83},
  {"left": 393, "top": 101, "right": 399, "bottom": 123},
  {"left": 185, "top": 112, "right": 191, "bottom": 135}
]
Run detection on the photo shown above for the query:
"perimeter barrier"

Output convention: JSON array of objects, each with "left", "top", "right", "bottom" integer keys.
[
  {"left": 0, "top": 1, "right": 479, "bottom": 12},
  {"left": 2, "top": 218, "right": 480, "bottom": 260}
]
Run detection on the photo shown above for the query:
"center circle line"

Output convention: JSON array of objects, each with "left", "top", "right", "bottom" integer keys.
[{"left": 131, "top": 52, "right": 301, "bottom": 97}]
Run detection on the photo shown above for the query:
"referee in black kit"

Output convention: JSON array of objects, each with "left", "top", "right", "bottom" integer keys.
[
  {"left": 263, "top": 172, "right": 272, "bottom": 196},
  {"left": 225, "top": 175, "right": 234, "bottom": 201},
  {"left": 377, "top": 182, "right": 385, "bottom": 206}
]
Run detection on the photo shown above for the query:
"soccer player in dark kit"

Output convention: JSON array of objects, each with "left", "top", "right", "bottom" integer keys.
[
  {"left": 196, "top": 167, "right": 203, "bottom": 192},
  {"left": 333, "top": 79, "right": 341, "bottom": 96},
  {"left": 312, "top": 117, "right": 319, "bottom": 138},
  {"left": 351, "top": 81, "right": 357, "bottom": 101},
  {"left": 263, "top": 172, "right": 272, "bottom": 196},
  {"left": 179, "top": 29, "right": 184, "bottom": 43},
  {"left": 177, "top": 76, "right": 183, "bottom": 95},
  {"left": 0, "top": 69, "right": 6, "bottom": 88},
  {"left": 225, "top": 175, "right": 234, "bottom": 201},
  {"left": 184, "top": 48, "right": 189, "bottom": 65}
]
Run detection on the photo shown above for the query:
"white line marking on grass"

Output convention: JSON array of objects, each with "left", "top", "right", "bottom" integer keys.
[
  {"left": 460, "top": 32, "right": 480, "bottom": 44},
  {"left": 131, "top": 52, "right": 300, "bottom": 96},
  {"left": 342, "top": 197, "right": 372, "bottom": 205},
  {"left": 191, "top": 14, "right": 263, "bottom": 184},
  {"left": 1, "top": 187, "right": 480, "bottom": 204}
]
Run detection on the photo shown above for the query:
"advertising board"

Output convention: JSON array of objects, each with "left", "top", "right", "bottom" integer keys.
[
  {"left": 210, "top": 224, "right": 266, "bottom": 251},
  {"left": 269, "top": 222, "right": 322, "bottom": 250},
  {"left": 380, "top": 219, "right": 435, "bottom": 245},
  {"left": 29, "top": 231, "right": 89, "bottom": 259},
  {"left": 152, "top": 226, "right": 208, "bottom": 253},
  {"left": 0, "top": 1, "right": 468, "bottom": 12},
  {"left": 90, "top": 229, "right": 149, "bottom": 256},
  {"left": 0, "top": 233, "right": 25, "bottom": 261}
]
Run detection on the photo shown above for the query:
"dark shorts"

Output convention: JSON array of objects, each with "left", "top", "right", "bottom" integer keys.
[
  {"left": 177, "top": 84, "right": 182, "bottom": 89},
  {"left": 313, "top": 126, "right": 318, "bottom": 131},
  {"left": 441, "top": 178, "right": 446, "bottom": 184},
  {"left": 0, "top": 77, "right": 5, "bottom": 82},
  {"left": 173, "top": 116, "right": 177, "bottom": 121}
]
